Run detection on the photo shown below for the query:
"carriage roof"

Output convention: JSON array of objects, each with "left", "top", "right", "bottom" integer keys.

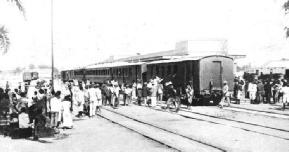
[
  {"left": 146, "top": 55, "right": 233, "bottom": 65},
  {"left": 85, "top": 61, "right": 144, "bottom": 70}
]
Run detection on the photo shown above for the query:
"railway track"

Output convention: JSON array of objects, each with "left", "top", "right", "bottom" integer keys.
[
  {"left": 224, "top": 106, "right": 289, "bottom": 119},
  {"left": 99, "top": 107, "right": 225, "bottom": 152},
  {"left": 147, "top": 104, "right": 289, "bottom": 141}
]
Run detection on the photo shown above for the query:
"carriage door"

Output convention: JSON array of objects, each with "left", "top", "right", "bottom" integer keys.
[{"left": 212, "top": 61, "right": 222, "bottom": 90}]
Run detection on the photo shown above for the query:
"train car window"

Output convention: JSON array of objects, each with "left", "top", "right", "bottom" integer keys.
[
  {"left": 151, "top": 66, "right": 154, "bottom": 77},
  {"left": 124, "top": 68, "right": 126, "bottom": 77},
  {"left": 156, "top": 66, "right": 159, "bottom": 76},
  {"left": 162, "top": 66, "right": 165, "bottom": 77},
  {"left": 108, "top": 70, "right": 110, "bottom": 75},
  {"left": 168, "top": 65, "right": 171, "bottom": 75},
  {"left": 173, "top": 65, "right": 178, "bottom": 74},
  {"left": 129, "top": 68, "right": 132, "bottom": 76}
]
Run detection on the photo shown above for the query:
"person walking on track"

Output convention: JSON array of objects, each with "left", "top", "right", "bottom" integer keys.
[{"left": 220, "top": 81, "right": 230, "bottom": 108}]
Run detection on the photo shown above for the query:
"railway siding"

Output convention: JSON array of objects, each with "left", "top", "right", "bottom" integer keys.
[
  {"left": 100, "top": 108, "right": 223, "bottom": 152},
  {"left": 102, "top": 105, "right": 289, "bottom": 152}
]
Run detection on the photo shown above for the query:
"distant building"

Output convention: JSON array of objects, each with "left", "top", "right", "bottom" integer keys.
[{"left": 247, "top": 58, "right": 289, "bottom": 76}]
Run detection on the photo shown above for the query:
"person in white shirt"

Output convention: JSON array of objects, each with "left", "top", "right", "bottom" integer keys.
[
  {"left": 88, "top": 84, "right": 97, "bottom": 117},
  {"left": 19, "top": 107, "right": 30, "bottom": 128},
  {"left": 280, "top": 83, "right": 289, "bottom": 110},
  {"left": 125, "top": 85, "right": 133, "bottom": 106},
  {"left": 113, "top": 84, "right": 121, "bottom": 108},
  {"left": 95, "top": 84, "right": 102, "bottom": 113},
  {"left": 50, "top": 91, "right": 61, "bottom": 128},
  {"left": 249, "top": 81, "right": 257, "bottom": 103}
]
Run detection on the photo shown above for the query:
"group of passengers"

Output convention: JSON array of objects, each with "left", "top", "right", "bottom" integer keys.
[
  {"left": 231, "top": 77, "right": 289, "bottom": 110},
  {"left": 0, "top": 80, "right": 74, "bottom": 140},
  {"left": 67, "top": 76, "right": 196, "bottom": 114}
]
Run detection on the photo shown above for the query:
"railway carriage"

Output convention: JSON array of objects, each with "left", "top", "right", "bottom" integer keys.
[
  {"left": 61, "top": 55, "right": 234, "bottom": 105},
  {"left": 146, "top": 55, "right": 234, "bottom": 105}
]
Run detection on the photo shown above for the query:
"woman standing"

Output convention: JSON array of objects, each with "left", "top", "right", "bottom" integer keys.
[{"left": 61, "top": 93, "right": 73, "bottom": 129}]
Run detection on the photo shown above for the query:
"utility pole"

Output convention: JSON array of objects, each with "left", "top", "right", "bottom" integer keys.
[{"left": 51, "top": 0, "right": 54, "bottom": 90}]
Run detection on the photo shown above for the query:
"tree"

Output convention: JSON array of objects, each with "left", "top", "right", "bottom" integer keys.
[
  {"left": 0, "top": 0, "right": 25, "bottom": 54},
  {"left": 283, "top": 1, "right": 289, "bottom": 38},
  {"left": 29, "top": 64, "right": 35, "bottom": 69}
]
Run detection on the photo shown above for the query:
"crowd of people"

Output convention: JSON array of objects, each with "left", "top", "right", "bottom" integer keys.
[
  {"left": 1, "top": 75, "right": 288, "bottom": 140},
  {"left": 0, "top": 76, "right": 196, "bottom": 140},
  {"left": 230, "top": 77, "right": 289, "bottom": 110}
]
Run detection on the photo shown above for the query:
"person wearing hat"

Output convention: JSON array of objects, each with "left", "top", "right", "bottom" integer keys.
[{"left": 220, "top": 81, "right": 230, "bottom": 108}]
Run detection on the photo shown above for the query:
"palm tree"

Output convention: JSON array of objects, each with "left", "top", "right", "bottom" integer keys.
[
  {"left": 0, "top": 0, "right": 25, "bottom": 54},
  {"left": 283, "top": 0, "right": 289, "bottom": 38}
]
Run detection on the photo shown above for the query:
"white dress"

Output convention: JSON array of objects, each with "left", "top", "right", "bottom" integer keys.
[{"left": 61, "top": 100, "right": 73, "bottom": 128}]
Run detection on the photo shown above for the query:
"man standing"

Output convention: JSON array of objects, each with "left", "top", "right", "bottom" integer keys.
[
  {"left": 150, "top": 83, "right": 158, "bottom": 108},
  {"left": 50, "top": 91, "right": 61, "bottom": 128},
  {"left": 95, "top": 84, "right": 102, "bottom": 113},
  {"left": 256, "top": 80, "right": 265, "bottom": 104},
  {"left": 280, "top": 83, "right": 289, "bottom": 110},
  {"left": 264, "top": 80, "right": 272, "bottom": 103},
  {"left": 88, "top": 85, "right": 97, "bottom": 117}
]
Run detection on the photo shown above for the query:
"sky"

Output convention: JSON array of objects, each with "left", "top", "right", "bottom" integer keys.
[{"left": 0, "top": 0, "right": 289, "bottom": 70}]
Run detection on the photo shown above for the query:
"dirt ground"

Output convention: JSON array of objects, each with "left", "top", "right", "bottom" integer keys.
[{"left": 0, "top": 116, "right": 176, "bottom": 152}]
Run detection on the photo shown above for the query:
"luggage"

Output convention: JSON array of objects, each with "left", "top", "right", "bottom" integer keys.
[
  {"left": 19, "top": 128, "right": 32, "bottom": 138},
  {"left": 11, "top": 128, "right": 20, "bottom": 139}
]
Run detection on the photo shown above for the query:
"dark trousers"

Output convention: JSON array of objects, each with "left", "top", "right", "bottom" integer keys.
[
  {"left": 273, "top": 90, "right": 279, "bottom": 103},
  {"left": 123, "top": 94, "right": 127, "bottom": 105},
  {"left": 265, "top": 92, "right": 271, "bottom": 103},
  {"left": 102, "top": 95, "right": 107, "bottom": 106},
  {"left": 137, "top": 96, "right": 142, "bottom": 105},
  {"left": 256, "top": 91, "right": 264, "bottom": 103}
]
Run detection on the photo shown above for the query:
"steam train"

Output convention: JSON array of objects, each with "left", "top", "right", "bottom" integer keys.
[{"left": 61, "top": 55, "right": 234, "bottom": 105}]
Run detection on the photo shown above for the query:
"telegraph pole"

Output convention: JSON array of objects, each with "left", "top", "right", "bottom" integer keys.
[{"left": 51, "top": 0, "right": 54, "bottom": 90}]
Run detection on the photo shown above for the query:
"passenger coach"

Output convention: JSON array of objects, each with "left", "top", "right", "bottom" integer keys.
[{"left": 61, "top": 55, "right": 234, "bottom": 105}]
